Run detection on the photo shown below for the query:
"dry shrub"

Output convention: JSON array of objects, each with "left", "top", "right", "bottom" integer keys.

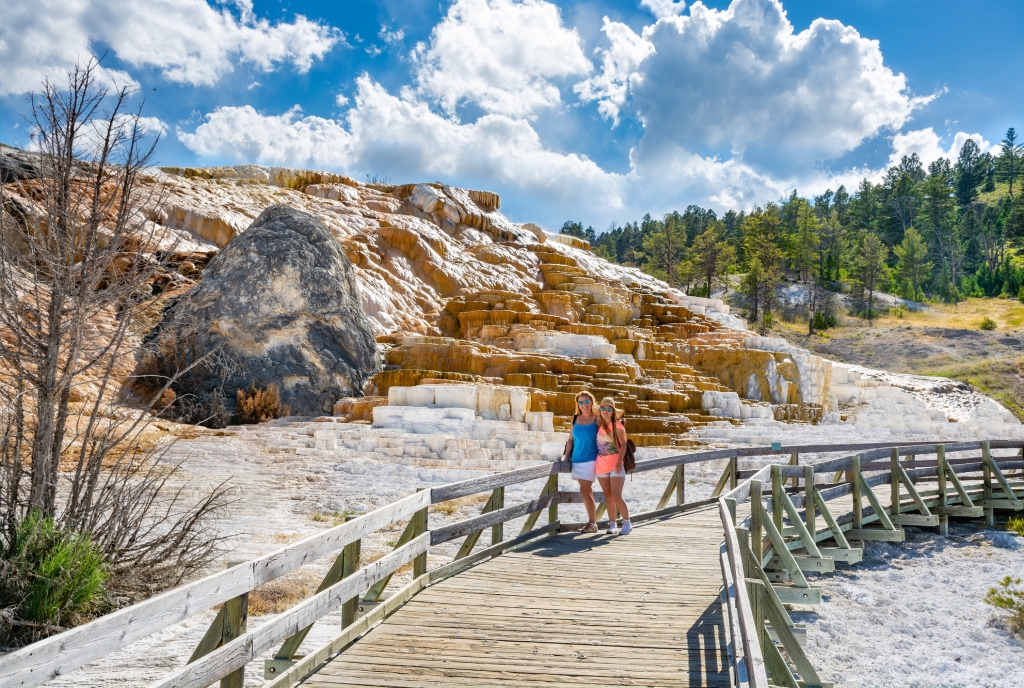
[
  {"left": 433, "top": 502, "right": 459, "bottom": 517},
  {"left": 247, "top": 569, "right": 321, "bottom": 616},
  {"left": 431, "top": 493, "right": 490, "bottom": 517},
  {"left": 236, "top": 384, "right": 290, "bottom": 424}
]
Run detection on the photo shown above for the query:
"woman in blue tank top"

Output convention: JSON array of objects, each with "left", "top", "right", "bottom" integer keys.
[{"left": 562, "top": 390, "right": 600, "bottom": 533}]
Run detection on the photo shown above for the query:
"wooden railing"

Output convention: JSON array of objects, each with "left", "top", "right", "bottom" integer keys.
[
  {"left": 718, "top": 439, "right": 1024, "bottom": 688},
  {"left": 1, "top": 439, "right": 1020, "bottom": 688}
]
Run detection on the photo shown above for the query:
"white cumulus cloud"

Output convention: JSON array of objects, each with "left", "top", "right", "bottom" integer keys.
[
  {"left": 177, "top": 105, "right": 353, "bottom": 168},
  {"left": 175, "top": 0, "right": 955, "bottom": 230},
  {"left": 641, "top": 0, "right": 687, "bottom": 19},
  {"left": 579, "top": 0, "right": 933, "bottom": 177},
  {"left": 573, "top": 17, "right": 655, "bottom": 125},
  {"left": 179, "top": 76, "right": 623, "bottom": 216},
  {"left": 0, "top": 0, "right": 342, "bottom": 96},
  {"left": 890, "top": 128, "right": 1001, "bottom": 169},
  {"left": 412, "top": 0, "right": 592, "bottom": 118}
]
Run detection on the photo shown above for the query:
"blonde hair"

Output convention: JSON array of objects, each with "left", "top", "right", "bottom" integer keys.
[
  {"left": 595, "top": 397, "right": 623, "bottom": 448},
  {"left": 574, "top": 390, "right": 597, "bottom": 416}
]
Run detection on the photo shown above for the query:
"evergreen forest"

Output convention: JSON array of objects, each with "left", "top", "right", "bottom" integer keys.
[{"left": 561, "top": 129, "right": 1024, "bottom": 330}]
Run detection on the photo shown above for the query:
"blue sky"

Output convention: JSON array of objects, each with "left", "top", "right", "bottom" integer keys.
[{"left": 1, "top": 0, "right": 1020, "bottom": 230}]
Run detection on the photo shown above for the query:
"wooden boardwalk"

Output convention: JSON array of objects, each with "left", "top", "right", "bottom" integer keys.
[{"left": 306, "top": 504, "right": 730, "bottom": 688}]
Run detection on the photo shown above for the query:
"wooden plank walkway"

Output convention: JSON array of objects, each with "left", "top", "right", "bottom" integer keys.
[{"left": 305, "top": 504, "right": 730, "bottom": 688}]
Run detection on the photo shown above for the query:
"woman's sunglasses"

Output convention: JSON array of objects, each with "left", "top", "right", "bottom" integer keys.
[
  {"left": 577, "top": 399, "right": 591, "bottom": 405},
  {"left": 599, "top": 406, "right": 614, "bottom": 412}
]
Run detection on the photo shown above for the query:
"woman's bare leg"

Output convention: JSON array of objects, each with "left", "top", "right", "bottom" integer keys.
[
  {"left": 598, "top": 476, "right": 617, "bottom": 524},
  {"left": 610, "top": 476, "right": 629, "bottom": 520},
  {"left": 578, "top": 479, "right": 597, "bottom": 524}
]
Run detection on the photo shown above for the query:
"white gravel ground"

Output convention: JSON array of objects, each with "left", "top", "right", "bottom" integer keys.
[{"left": 796, "top": 525, "right": 1024, "bottom": 688}]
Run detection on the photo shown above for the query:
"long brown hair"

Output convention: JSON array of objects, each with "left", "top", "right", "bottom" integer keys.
[
  {"left": 574, "top": 390, "right": 597, "bottom": 417},
  {"left": 595, "top": 397, "right": 623, "bottom": 448}
]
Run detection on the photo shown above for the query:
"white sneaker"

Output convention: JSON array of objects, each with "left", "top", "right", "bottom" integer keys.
[
  {"left": 606, "top": 524, "right": 619, "bottom": 535},
  {"left": 620, "top": 520, "right": 632, "bottom": 535}
]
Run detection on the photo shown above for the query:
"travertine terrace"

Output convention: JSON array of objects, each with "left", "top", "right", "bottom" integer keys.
[
  {"left": 7, "top": 160, "right": 1018, "bottom": 447},
  {"left": 140, "top": 164, "right": 856, "bottom": 445}
]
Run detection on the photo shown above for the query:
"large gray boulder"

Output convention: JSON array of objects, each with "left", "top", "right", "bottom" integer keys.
[{"left": 151, "top": 204, "right": 379, "bottom": 417}]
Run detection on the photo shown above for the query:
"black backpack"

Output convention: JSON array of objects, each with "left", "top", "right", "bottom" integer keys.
[{"left": 620, "top": 418, "right": 637, "bottom": 473}]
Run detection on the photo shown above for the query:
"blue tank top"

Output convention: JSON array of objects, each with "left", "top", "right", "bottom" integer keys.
[{"left": 570, "top": 420, "right": 598, "bottom": 463}]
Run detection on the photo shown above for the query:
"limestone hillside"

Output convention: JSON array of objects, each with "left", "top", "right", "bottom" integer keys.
[
  {"left": 150, "top": 164, "right": 831, "bottom": 443},
  {"left": 5, "top": 157, "right": 1021, "bottom": 444}
]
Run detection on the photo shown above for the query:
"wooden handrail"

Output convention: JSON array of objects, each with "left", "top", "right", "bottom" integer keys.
[
  {"left": 0, "top": 489, "right": 430, "bottom": 688},
  {"left": 149, "top": 534, "right": 430, "bottom": 688},
  {"left": 2, "top": 437, "right": 1021, "bottom": 688},
  {"left": 718, "top": 438, "right": 1024, "bottom": 688}
]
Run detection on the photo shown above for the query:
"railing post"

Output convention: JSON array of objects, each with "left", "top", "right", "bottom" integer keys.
[
  {"left": 852, "top": 455, "right": 862, "bottom": 530},
  {"left": 936, "top": 445, "right": 947, "bottom": 508},
  {"left": 745, "top": 578, "right": 768, "bottom": 667},
  {"left": 771, "top": 465, "right": 783, "bottom": 534},
  {"left": 890, "top": 447, "right": 900, "bottom": 516},
  {"left": 547, "top": 474, "right": 559, "bottom": 524},
  {"left": 729, "top": 456, "right": 738, "bottom": 490},
  {"left": 983, "top": 440, "right": 995, "bottom": 526},
  {"left": 789, "top": 452, "right": 799, "bottom": 488},
  {"left": 750, "top": 480, "right": 763, "bottom": 562},
  {"left": 804, "top": 465, "right": 815, "bottom": 534},
  {"left": 340, "top": 538, "right": 361, "bottom": 628},
  {"left": 412, "top": 490, "right": 428, "bottom": 578},
  {"left": 220, "top": 592, "right": 248, "bottom": 688},
  {"left": 675, "top": 464, "right": 685, "bottom": 505},
  {"left": 491, "top": 487, "right": 504, "bottom": 545},
  {"left": 737, "top": 526, "right": 752, "bottom": 579}
]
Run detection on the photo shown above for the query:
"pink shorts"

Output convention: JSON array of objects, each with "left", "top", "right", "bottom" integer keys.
[{"left": 595, "top": 453, "right": 623, "bottom": 476}]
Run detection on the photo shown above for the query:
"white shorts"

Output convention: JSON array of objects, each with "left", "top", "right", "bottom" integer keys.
[
  {"left": 570, "top": 461, "right": 597, "bottom": 482},
  {"left": 597, "top": 467, "right": 626, "bottom": 479}
]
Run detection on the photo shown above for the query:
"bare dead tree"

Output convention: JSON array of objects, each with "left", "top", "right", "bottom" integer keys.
[{"left": 0, "top": 59, "right": 232, "bottom": 605}]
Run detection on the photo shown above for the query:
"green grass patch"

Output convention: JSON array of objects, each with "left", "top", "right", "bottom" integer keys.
[
  {"left": 985, "top": 575, "right": 1024, "bottom": 637},
  {"left": 923, "top": 358, "right": 1024, "bottom": 421},
  {"left": 1009, "top": 516, "right": 1024, "bottom": 538},
  {"left": 0, "top": 513, "right": 108, "bottom": 641}
]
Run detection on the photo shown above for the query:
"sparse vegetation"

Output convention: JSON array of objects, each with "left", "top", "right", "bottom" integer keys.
[
  {"left": 0, "top": 513, "right": 108, "bottom": 643},
  {"left": 434, "top": 502, "right": 459, "bottom": 517},
  {"left": 926, "top": 359, "right": 1024, "bottom": 421},
  {"left": 813, "top": 311, "right": 838, "bottom": 330},
  {"left": 236, "top": 384, "right": 290, "bottom": 424},
  {"left": 1008, "top": 516, "right": 1024, "bottom": 537},
  {"left": 980, "top": 316, "right": 997, "bottom": 330},
  {"left": 756, "top": 313, "right": 775, "bottom": 336},
  {"left": 246, "top": 569, "right": 321, "bottom": 616},
  {"left": 984, "top": 575, "right": 1024, "bottom": 636}
]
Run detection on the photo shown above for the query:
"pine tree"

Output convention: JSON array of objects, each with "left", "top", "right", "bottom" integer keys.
[
  {"left": 955, "top": 139, "right": 985, "bottom": 206},
  {"left": 1000, "top": 128, "right": 1021, "bottom": 197},
  {"left": 791, "top": 202, "right": 820, "bottom": 283},
  {"left": 690, "top": 226, "right": 736, "bottom": 297},
  {"left": 893, "top": 227, "right": 931, "bottom": 301},
  {"left": 819, "top": 209, "right": 845, "bottom": 282},
  {"left": 741, "top": 204, "right": 785, "bottom": 319},
  {"left": 640, "top": 213, "right": 685, "bottom": 286},
  {"left": 855, "top": 231, "right": 890, "bottom": 322}
]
